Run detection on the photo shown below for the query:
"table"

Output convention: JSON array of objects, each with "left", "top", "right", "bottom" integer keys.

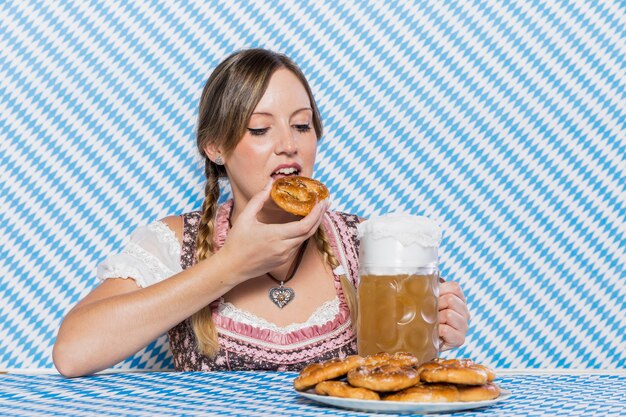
[{"left": 0, "top": 371, "right": 624, "bottom": 416}]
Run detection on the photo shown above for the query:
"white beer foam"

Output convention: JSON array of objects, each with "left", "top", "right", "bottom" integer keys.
[{"left": 357, "top": 213, "right": 442, "bottom": 270}]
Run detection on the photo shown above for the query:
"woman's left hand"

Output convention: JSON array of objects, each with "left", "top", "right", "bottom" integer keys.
[{"left": 438, "top": 281, "right": 470, "bottom": 351}]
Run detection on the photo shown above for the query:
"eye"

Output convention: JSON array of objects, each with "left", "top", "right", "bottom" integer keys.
[
  {"left": 294, "top": 124, "right": 312, "bottom": 133},
  {"left": 248, "top": 128, "right": 269, "bottom": 136}
]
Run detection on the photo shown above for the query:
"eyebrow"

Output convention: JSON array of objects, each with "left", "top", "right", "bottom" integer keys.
[{"left": 251, "top": 107, "right": 313, "bottom": 117}]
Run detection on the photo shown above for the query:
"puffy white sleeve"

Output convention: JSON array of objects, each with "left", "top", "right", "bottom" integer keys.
[{"left": 96, "top": 220, "right": 183, "bottom": 288}]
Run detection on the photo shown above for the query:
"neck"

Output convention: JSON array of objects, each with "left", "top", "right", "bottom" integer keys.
[{"left": 268, "top": 237, "right": 309, "bottom": 284}]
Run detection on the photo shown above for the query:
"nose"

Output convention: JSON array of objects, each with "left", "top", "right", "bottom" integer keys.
[{"left": 275, "top": 124, "right": 297, "bottom": 155}]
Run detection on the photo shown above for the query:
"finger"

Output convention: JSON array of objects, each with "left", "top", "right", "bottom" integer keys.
[
  {"left": 439, "top": 292, "right": 471, "bottom": 322},
  {"left": 439, "top": 339, "right": 451, "bottom": 352},
  {"left": 438, "top": 323, "right": 465, "bottom": 350},
  {"left": 281, "top": 209, "right": 326, "bottom": 245},
  {"left": 278, "top": 200, "right": 328, "bottom": 239},
  {"left": 438, "top": 308, "right": 468, "bottom": 334},
  {"left": 439, "top": 281, "right": 466, "bottom": 302},
  {"left": 241, "top": 179, "right": 274, "bottom": 220},
  {"left": 300, "top": 200, "right": 328, "bottom": 237}
]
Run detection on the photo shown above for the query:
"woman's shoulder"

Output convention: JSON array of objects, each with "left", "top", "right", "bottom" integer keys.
[
  {"left": 158, "top": 210, "right": 201, "bottom": 247},
  {"left": 159, "top": 215, "right": 184, "bottom": 247}
]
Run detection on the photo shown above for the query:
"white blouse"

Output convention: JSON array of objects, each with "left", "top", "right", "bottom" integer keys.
[
  {"left": 97, "top": 221, "right": 182, "bottom": 288},
  {"left": 96, "top": 221, "right": 342, "bottom": 331}
]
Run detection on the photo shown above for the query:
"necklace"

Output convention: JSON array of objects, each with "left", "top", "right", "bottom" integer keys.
[
  {"left": 227, "top": 209, "right": 308, "bottom": 309},
  {"left": 267, "top": 239, "right": 308, "bottom": 309}
]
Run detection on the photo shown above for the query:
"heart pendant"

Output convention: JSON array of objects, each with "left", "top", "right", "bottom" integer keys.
[{"left": 268, "top": 283, "right": 295, "bottom": 309}]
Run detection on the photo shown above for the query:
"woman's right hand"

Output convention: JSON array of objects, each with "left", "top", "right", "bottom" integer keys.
[{"left": 218, "top": 179, "right": 327, "bottom": 284}]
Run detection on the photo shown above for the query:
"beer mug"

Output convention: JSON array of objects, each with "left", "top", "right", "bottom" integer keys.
[{"left": 356, "top": 213, "right": 441, "bottom": 365}]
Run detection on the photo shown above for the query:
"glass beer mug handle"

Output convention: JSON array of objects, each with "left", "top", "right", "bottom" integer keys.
[{"left": 436, "top": 269, "right": 444, "bottom": 353}]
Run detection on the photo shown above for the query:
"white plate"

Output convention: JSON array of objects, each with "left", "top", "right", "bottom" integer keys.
[{"left": 297, "top": 387, "right": 511, "bottom": 414}]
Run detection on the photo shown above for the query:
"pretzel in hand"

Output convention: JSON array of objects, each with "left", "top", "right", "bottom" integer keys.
[{"left": 271, "top": 176, "right": 329, "bottom": 216}]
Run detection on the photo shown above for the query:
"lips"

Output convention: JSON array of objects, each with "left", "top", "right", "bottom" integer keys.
[{"left": 271, "top": 163, "right": 302, "bottom": 179}]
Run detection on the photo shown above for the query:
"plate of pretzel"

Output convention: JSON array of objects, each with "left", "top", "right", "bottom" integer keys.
[{"left": 294, "top": 353, "right": 510, "bottom": 414}]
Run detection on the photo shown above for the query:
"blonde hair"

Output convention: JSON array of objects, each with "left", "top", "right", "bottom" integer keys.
[{"left": 192, "top": 48, "right": 356, "bottom": 357}]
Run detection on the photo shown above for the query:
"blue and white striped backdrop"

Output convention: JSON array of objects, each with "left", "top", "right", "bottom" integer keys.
[{"left": 1, "top": 0, "right": 624, "bottom": 371}]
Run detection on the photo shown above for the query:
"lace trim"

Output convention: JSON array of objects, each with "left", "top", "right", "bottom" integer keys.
[
  {"left": 152, "top": 220, "right": 181, "bottom": 259},
  {"left": 217, "top": 297, "right": 341, "bottom": 334},
  {"left": 122, "top": 241, "right": 174, "bottom": 282},
  {"left": 97, "top": 268, "right": 147, "bottom": 288}
]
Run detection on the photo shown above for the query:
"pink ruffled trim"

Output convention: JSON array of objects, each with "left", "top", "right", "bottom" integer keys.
[
  {"left": 217, "top": 328, "right": 357, "bottom": 364},
  {"left": 213, "top": 302, "right": 352, "bottom": 345},
  {"left": 212, "top": 199, "right": 233, "bottom": 249}
]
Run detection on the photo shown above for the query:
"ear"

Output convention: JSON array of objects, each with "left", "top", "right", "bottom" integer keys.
[{"left": 202, "top": 143, "right": 224, "bottom": 164}]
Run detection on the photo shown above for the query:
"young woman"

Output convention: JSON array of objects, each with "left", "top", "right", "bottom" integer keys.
[{"left": 53, "top": 48, "right": 470, "bottom": 377}]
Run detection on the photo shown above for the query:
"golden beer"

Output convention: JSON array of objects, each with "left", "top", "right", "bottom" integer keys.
[{"left": 357, "top": 271, "right": 439, "bottom": 364}]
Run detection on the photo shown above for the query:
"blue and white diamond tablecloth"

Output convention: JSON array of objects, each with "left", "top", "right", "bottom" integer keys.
[
  {"left": 0, "top": 371, "right": 624, "bottom": 416},
  {"left": 1, "top": 0, "right": 624, "bottom": 373}
]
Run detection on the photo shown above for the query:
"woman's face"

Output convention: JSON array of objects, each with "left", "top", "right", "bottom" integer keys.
[{"left": 223, "top": 68, "right": 318, "bottom": 210}]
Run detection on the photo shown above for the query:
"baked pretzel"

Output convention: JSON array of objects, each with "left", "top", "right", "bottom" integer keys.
[
  {"left": 294, "top": 355, "right": 501, "bottom": 403},
  {"left": 293, "top": 355, "right": 364, "bottom": 391},
  {"left": 473, "top": 364, "right": 497, "bottom": 382},
  {"left": 384, "top": 383, "right": 460, "bottom": 402},
  {"left": 363, "top": 352, "right": 420, "bottom": 367},
  {"left": 315, "top": 381, "right": 380, "bottom": 401},
  {"left": 458, "top": 383, "right": 501, "bottom": 402},
  {"left": 271, "top": 176, "right": 329, "bottom": 216},
  {"left": 418, "top": 358, "right": 496, "bottom": 386},
  {"left": 347, "top": 364, "right": 420, "bottom": 392}
]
